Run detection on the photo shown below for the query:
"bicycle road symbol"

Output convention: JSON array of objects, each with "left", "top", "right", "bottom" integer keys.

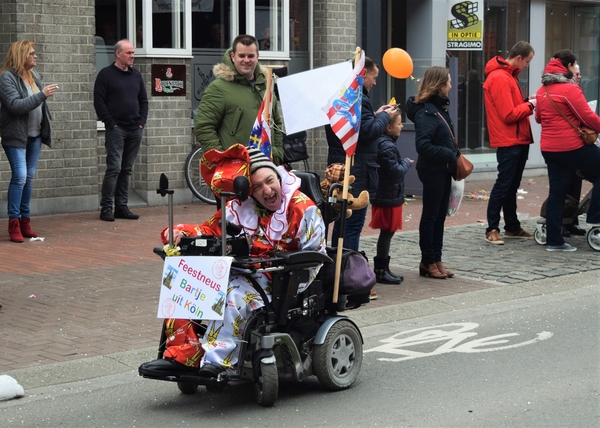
[{"left": 365, "top": 322, "right": 553, "bottom": 362}]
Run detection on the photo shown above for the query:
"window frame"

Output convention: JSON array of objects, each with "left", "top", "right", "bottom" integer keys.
[
  {"left": 128, "top": 0, "right": 289, "bottom": 58},
  {"left": 236, "top": 0, "right": 290, "bottom": 60},
  {"left": 134, "top": 0, "right": 193, "bottom": 58}
]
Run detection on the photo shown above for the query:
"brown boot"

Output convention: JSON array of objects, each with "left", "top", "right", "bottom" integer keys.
[
  {"left": 419, "top": 262, "right": 447, "bottom": 279},
  {"left": 20, "top": 217, "right": 38, "bottom": 238},
  {"left": 436, "top": 262, "right": 454, "bottom": 278},
  {"left": 8, "top": 218, "right": 24, "bottom": 243}
]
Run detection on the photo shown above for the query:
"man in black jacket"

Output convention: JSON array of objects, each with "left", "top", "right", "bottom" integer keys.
[{"left": 94, "top": 39, "right": 148, "bottom": 222}]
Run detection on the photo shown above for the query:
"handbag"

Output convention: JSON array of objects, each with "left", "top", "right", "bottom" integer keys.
[
  {"left": 282, "top": 131, "right": 309, "bottom": 163},
  {"left": 544, "top": 86, "right": 599, "bottom": 145},
  {"left": 321, "top": 247, "right": 376, "bottom": 295},
  {"left": 437, "top": 112, "right": 474, "bottom": 181}
]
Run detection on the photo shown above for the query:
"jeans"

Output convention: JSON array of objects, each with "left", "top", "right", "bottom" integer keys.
[
  {"left": 331, "top": 206, "right": 367, "bottom": 251},
  {"left": 2, "top": 137, "right": 42, "bottom": 219},
  {"left": 542, "top": 145, "right": 600, "bottom": 246},
  {"left": 417, "top": 168, "right": 451, "bottom": 265},
  {"left": 101, "top": 126, "right": 143, "bottom": 210},
  {"left": 486, "top": 145, "right": 529, "bottom": 234}
]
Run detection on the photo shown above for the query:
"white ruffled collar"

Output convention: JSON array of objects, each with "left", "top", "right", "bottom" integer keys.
[{"left": 228, "top": 166, "right": 301, "bottom": 242}]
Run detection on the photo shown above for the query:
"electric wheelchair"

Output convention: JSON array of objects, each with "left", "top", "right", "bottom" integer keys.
[{"left": 138, "top": 171, "right": 371, "bottom": 406}]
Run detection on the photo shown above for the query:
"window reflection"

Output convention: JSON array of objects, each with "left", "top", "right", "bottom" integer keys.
[
  {"left": 192, "top": 0, "right": 231, "bottom": 49},
  {"left": 152, "top": 0, "right": 186, "bottom": 49},
  {"left": 290, "top": 0, "right": 307, "bottom": 51},
  {"left": 450, "top": 0, "right": 530, "bottom": 152},
  {"left": 96, "top": 1, "right": 126, "bottom": 47},
  {"left": 255, "top": 0, "right": 282, "bottom": 52}
]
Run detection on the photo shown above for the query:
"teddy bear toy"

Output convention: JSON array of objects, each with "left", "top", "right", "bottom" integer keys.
[{"left": 320, "top": 163, "right": 369, "bottom": 218}]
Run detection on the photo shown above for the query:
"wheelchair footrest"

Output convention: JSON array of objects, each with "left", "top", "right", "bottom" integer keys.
[
  {"left": 139, "top": 359, "right": 240, "bottom": 386},
  {"left": 139, "top": 358, "right": 198, "bottom": 377}
]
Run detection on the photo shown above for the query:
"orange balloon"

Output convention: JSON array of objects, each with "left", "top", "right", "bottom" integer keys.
[{"left": 382, "top": 48, "right": 413, "bottom": 79}]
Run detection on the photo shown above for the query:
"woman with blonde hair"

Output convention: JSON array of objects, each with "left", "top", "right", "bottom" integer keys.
[
  {"left": 406, "top": 66, "right": 457, "bottom": 279},
  {"left": 0, "top": 40, "right": 57, "bottom": 242}
]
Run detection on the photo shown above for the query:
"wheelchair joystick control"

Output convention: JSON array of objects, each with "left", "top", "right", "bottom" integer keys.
[{"left": 156, "top": 173, "right": 175, "bottom": 248}]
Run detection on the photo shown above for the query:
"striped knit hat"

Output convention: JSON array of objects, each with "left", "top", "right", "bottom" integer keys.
[{"left": 248, "top": 147, "right": 278, "bottom": 175}]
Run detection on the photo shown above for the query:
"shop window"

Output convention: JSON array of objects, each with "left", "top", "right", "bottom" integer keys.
[
  {"left": 95, "top": 0, "right": 192, "bottom": 72},
  {"left": 189, "top": 1, "right": 298, "bottom": 116},
  {"left": 191, "top": 0, "right": 232, "bottom": 49},
  {"left": 95, "top": 0, "right": 127, "bottom": 74},
  {"left": 545, "top": 2, "right": 600, "bottom": 114},
  {"left": 448, "top": 0, "right": 531, "bottom": 152}
]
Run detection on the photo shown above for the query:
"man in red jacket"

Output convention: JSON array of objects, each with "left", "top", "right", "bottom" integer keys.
[{"left": 483, "top": 41, "right": 536, "bottom": 245}]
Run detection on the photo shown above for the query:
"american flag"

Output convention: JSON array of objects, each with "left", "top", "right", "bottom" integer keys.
[
  {"left": 248, "top": 89, "right": 272, "bottom": 160},
  {"left": 322, "top": 51, "right": 365, "bottom": 157}
]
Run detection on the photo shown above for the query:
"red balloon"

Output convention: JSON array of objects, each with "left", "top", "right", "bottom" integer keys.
[{"left": 382, "top": 48, "right": 413, "bottom": 79}]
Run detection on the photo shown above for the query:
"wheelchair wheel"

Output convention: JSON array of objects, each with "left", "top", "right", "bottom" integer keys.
[
  {"left": 534, "top": 224, "right": 546, "bottom": 245},
  {"left": 177, "top": 381, "right": 198, "bottom": 394},
  {"left": 254, "top": 361, "right": 278, "bottom": 407},
  {"left": 185, "top": 145, "right": 217, "bottom": 205},
  {"left": 314, "top": 320, "right": 362, "bottom": 391},
  {"left": 587, "top": 227, "right": 600, "bottom": 251}
]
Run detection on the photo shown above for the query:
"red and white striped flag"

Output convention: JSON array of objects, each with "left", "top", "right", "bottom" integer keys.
[{"left": 322, "top": 51, "right": 365, "bottom": 157}]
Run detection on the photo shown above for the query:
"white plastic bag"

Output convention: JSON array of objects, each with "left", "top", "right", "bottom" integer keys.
[
  {"left": 447, "top": 178, "right": 465, "bottom": 217},
  {"left": 0, "top": 375, "right": 25, "bottom": 401}
]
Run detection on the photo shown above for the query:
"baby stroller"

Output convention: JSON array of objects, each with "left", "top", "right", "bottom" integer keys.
[
  {"left": 534, "top": 178, "right": 600, "bottom": 251},
  {"left": 138, "top": 171, "right": 372, "bottom": 407}
]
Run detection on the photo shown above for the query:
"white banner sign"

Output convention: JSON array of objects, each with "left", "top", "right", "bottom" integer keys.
[
  {"left": 277, "top": 61, "right": 352, "bottom": 135},
  {"left": 158, "top": 256, "right": 232, "bottom": 320},
  {"left": 446, "top": 0, "right": 484, "bottom": 51}
]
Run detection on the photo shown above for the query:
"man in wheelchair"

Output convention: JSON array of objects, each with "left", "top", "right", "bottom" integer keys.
[{"left": 159, "top": 147, "right": 327, "bottom": 378}]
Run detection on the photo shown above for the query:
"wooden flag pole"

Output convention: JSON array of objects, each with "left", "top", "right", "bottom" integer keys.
[
  {"left": 264, "top": 67, "right": 273, "bottom": 124},
  {"left": 332, "top": 47, "right": 362, "bottom": 304}
]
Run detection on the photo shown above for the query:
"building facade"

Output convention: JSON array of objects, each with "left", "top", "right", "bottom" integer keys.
[{"left": 0, "top": 0, "right": 598, "bottom": 216}]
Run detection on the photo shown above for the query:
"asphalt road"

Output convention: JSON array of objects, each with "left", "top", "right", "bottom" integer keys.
[{"left": 2, "top": 277, "right": 597, "bottom": 427}]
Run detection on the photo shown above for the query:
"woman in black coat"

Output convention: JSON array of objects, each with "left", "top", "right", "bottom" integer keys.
[{"left": 406, "top": 66, "right": 457, "bottom": 279}]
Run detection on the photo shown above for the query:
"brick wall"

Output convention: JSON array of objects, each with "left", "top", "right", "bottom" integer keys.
[
  {"left": 98, "top": 57, "right": 195, "bottom": 208},
  {"left": 310, "top": 0, "right": 358, "bottom": 176},
  {"left": 0, "top": 1, "right": 195, "bottom": 218},
  {"left": 0, "top": 0, "right": 99, "bottom": 217}
]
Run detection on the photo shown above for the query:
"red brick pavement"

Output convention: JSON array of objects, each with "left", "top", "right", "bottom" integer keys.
[{"left": 0, "top": 175, "right": 589, "bottom": 371}]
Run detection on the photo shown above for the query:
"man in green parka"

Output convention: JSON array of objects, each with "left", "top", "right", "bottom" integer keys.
[{"left": 194, "top": 34, "right": 284, "bottom": 165}]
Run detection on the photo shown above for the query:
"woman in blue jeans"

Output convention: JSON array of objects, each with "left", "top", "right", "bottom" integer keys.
[
  {"left": 0, "top": 40, "right": 56, "bottom": 242},
  {"left": 406, "top": 66, "right": 457, "bottom": 279}
]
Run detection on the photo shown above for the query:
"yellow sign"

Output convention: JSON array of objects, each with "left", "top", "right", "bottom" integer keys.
[{"left": 446, "top": 1, "right": 484, "bottom": 51}]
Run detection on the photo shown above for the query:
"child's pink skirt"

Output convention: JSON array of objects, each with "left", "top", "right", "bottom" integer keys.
[{"left": 369, "top": 205, "right": 403, "bottom": 232}]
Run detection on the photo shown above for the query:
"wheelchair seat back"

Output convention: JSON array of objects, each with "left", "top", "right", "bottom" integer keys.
[{"left": 294, "top": 170, "right": 337, "bottom": 237}]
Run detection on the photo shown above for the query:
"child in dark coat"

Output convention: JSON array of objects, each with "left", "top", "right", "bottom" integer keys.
[{"left": 369, "top": 109, "right": 414, "bottom": 286}]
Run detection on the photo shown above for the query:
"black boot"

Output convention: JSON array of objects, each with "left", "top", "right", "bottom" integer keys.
[{"left": 374, "top": 256, "right": 402, "bottom": 284}]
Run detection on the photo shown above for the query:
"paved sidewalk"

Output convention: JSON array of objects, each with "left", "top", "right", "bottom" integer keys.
[{"left": 1, "top": 177, "right": 598, "bottom": 372}]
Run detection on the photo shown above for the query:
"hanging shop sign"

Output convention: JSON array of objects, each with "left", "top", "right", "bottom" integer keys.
[
  {"left": 151, "top": 64, "right": 186, "bottom": 96},
  {"left": 447, "top": 0, "right": 484, "bottom": 51}
]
